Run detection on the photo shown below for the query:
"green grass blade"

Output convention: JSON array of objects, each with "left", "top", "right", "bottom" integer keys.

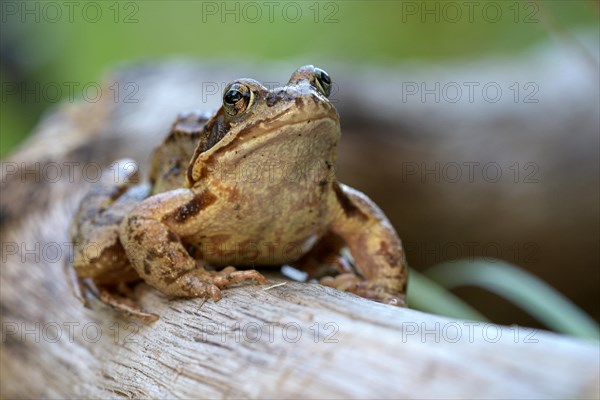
[
  {"left": 424, "top": 259, "right": 599, "bottom": 340},
  {"left": 408, "top": 268, "right": 489, "bottom": 322}
]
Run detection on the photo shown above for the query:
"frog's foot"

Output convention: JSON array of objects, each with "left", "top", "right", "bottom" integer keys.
[
  {"left": 289, "top": 232, "right": 351, "bottom": 280},
  {"left": 98, "top": 288, "right": 159, "bottom": 323},
  {"left": 174, "top": 266, "right": 267, "bottom": 301},
  {"left": 298, "top": 255, "right": 355, "bottom": 280},
  {"left": 320, "top": 273, "right": 407, "bottom": 307},
  {"left": 78, "top": 279, "right": 159, "bottom": 323}
]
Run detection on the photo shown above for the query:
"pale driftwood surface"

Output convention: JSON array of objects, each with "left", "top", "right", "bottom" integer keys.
[
  {"left": 1, "top": 61, "right": 599, "bottom": 399},
  {"left": 3, "top": 271, "right": 600, "bottom": 399}
]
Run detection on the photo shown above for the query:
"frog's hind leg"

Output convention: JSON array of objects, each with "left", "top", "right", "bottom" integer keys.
[
  {"left": 97, "top": 286, "right": 159, "bottom": 323},
  {"left": 64, "top": 257, "right": 156, "bottom": 323},
  {"left": 70, "top": 159, "right": 149, "bottom": 283},
  {"left": 295, "top": 183, "right": 409, "bottom": 307},
  {"left": 74, "top": 278, "right": 159, "bottom": 323},
  {"left": 70, "top": 159, "right": 158, "bottom": 320}
]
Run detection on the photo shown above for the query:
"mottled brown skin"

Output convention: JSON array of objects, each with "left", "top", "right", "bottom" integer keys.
[{"left": 70, "top": 66, "right": 408, "bottom": 320}]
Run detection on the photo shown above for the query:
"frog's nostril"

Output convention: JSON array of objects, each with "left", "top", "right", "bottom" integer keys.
[{"left": 265, "top": 92, "right": 278, "bottom": 107}]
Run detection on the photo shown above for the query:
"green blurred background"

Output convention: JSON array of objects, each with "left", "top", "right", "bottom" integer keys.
[{"left": 1, "top": 0, "right": 598, "bottom": 156}]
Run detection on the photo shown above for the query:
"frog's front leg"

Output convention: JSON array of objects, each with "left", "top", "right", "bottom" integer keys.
[
  {"left": 319, "top": 183, "right": 409, "bottom": 307},
  {"left": 120, "top": 189, "right": 266, "bottom": 300}
]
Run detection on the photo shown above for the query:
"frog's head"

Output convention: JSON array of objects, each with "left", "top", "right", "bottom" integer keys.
[{"left": 187, "top": 65, "right": 341, "bottom": 187}]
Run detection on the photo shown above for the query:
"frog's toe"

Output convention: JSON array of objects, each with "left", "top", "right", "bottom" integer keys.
[
  {"left": 320, "top": 273, "right": 362, "bottom": 290},
  {"left": 179, "top": 272, "right": 223, "bottom": 300},
  {"left": 97, "top": 288, "right": 159, "bottom": 323},
  {"left": 211, "top": 268, "right": 267, "bottom": 288},
  {"left": 320, "top": 274, "right": 406, "bottom": 307},
  {"left": 207, "top": 284, "right": 222, "bottom": 301},
  {"left": 174, "top": 268, "right": 265, "bottom": 301}
]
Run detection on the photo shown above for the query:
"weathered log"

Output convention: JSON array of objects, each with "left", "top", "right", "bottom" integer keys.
[{"left": 1, "top": 61, "right": 598, "bottom": 399}]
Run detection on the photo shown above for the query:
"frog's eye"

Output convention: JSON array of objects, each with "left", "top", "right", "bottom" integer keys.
[
  {"left": 313, "top": 68, "right": 332, "bottom": 97},
  {"left": 223, "top": 83, "right": 254, "bottom": 116}
]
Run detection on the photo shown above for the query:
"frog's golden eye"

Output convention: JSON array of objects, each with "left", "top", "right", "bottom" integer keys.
[
  {"left": 223, "top": 83, "right": 254, "bottom": 116},
  {"left": 314, "top": 68, "right": 332, "bottom": 97}
]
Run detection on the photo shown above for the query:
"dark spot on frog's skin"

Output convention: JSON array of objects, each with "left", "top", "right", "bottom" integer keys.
[
  {"left": 234, "top": 204, "right": 241, "bottom": 211},
  {"left": 165, "top": 191, "right": 217, "bottom": 223},
  {"left": 133, "top": 233, "right": 144, "bottom": 244},
  {"left": 333, "top": 183, "right": 368, "bottom": 221},
  {"left": 162, "top": 267, "right": 192, "bottom": 285},
  {"left": 197, "top": 165, "right": 209, "bottom": 181},
  {"left": 377, "top": 240, "right": 399, "bottom": 267},
  {"left": 319, "top": 180, "right": 329, "bottom": 194},
  {"left": 167, "top": 231, "right": 179, "bottom": 242},
  {"left": 145, "top": 250, "right": 157, "bottom": 261},
  {"left": 187, "top": 244, "right": 201, "bottom": 258},
  {"left": 143, "top": 260, "right": 152, "bottom": 275},
  {"left": 174, "top": 198, "right": 201, "bottom": 222}
]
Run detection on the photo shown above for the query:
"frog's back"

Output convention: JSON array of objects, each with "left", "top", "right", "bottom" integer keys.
[{"left": 149, "top": 111, "right": 212, "bottom": 193}]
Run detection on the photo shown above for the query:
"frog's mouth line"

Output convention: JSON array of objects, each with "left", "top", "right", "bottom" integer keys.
[{"left": 235, "top": 105, "right": 339, "bottom": 139}]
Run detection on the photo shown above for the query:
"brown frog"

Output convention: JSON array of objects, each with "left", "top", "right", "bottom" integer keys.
[{"left": 70, "top": 66, "right": 408, "bottom": 321}]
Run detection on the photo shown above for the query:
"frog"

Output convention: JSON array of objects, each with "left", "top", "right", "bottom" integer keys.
[{"left": 69, "top": 65, "right": 408, "bottom": 322}]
